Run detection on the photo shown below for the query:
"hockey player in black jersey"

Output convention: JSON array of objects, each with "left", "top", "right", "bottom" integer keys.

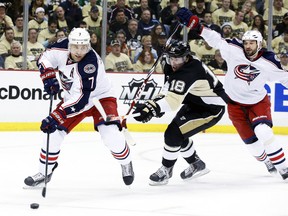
[{"left": 133, "top": 40, "right": 228, "bottom": 186}]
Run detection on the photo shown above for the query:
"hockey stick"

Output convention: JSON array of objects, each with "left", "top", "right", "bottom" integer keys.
[
  {"left": 121, "top": 22, "right": 182, "bottom": 135},
  {"left": 93, "top": 98, "right": 140, "bottom": 121},
  {"left": 42, "top": 95, "right": 53, "bottom": 198}
]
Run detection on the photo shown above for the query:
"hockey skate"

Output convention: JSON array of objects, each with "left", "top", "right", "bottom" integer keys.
[
  {"left": 24, "top": 162, "right": 58, "bottom": 187},
  {"left": 264, "top": 160, "right": 277, "bottom": 175},
  {"left": 121, "top": 161, "right": 134, "bottom": 185},
  {"left": 280, "top": 168, "right": 288, "bottom": 180},
  {"left": 180, "top": 159, "right": 210, "bottom": 180},
  {"left": 149, "top": 166, "right": 173, "bottom": 186}
]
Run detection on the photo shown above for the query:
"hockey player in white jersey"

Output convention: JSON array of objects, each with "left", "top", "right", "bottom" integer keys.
[
  {"left": 176, "top": 7, "right": 288, "bottom": 180},
  {"left": 24, "top": 28, "right": 134, "bottom": 187}
]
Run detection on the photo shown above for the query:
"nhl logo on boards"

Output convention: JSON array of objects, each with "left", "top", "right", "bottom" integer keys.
[
  {"left": 119, "top": 78, "right": 161, "bottom": 105},
  {"left": 84, "top": 64, "right": 96, "bottom": 74}
]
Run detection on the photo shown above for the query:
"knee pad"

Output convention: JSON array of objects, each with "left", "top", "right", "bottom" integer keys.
[
  {"left": 254, "top": 123, "right": 274, "bottom": 146},
  {"left": 164, "top": 122, "right": 184, "bottom": 147},
  {"left": 98, "top": 125, "right": 125, "bottom": 149}
]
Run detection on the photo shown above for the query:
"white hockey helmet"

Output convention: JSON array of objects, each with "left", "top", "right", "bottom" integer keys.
[
  {"left": 242, "top": 30, "right": 263, "bottom": 52},
  {"left": 68, "top": 28, "right": 91, "bottom": 54}
]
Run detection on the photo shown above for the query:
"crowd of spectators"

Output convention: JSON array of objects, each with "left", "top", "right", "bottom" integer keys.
[{"left": 0, "top": 0, "right": 288, "bottom": 74}]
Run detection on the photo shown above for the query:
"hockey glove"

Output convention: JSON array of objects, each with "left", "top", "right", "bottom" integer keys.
[
  {"left": 176, "top": 7, "right": 200, "bottom": 31},
  {"left": 133, "top": 100, "right": 162, "bottom": 123},
  {"left": 40, "top": 107, "right": 66, "bottom": 133},
  {"left": 40, "top": 68, "right": 60, "bottom": 96}
]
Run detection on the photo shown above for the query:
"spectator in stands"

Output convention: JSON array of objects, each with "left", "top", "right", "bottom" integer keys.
[
  {"left": 202, "top": 11, "right": 221, "bottom": 33},
  {"left": 207, "top": 49, "right": 227, "bottom": 75},
  {"left": 249, "top": 14, "right": 268, "bottom": 40},
  {"left": 150, "top": 23, "right": 165, "bottom": 48},
  {"left": 191, "top": 0, "right": 208, "bottom": 20},
  {"left": 125, "top": 18, "right": 142, "bottom": 43},
  {"left": 148, "top": 0, "right": 161, "bottom": 19},
  {"left": 279, "top": 50, "right": 288, "bottom": 70},
  {"left": 37, "top": 19, "right": 58, "bottom": 48},
  {"left": 221, "top": 22, "right": 233, "bottom": 39},
  {"left": 11, "top": 15, "right": 23, "bottom": 44},
  {"left": 83, "top": 5, "right": 102, "bottom": 34},
  {"left": 133, "top": 0, "right": 157, "bottom": 20},
  {"left": 0, "top": 3, "right": 13, "bottom": 38},
  {"left": 230, "top": 10, "right": 249, "bottom": 37},
  {"left": 212, "top": 0, "right": 235, "bottom": 26},
  {"left": 109, "top": 9, "right": 129, "bottom": 34},
  {"left": 272, "top": 28, "right": 288, "bottom": 54},
  {"left": 195, "top": 40, "right": 216, "bottom": 65},
  {"left": 138, "top": 8, "right": 160, "bottom": 36},
  {"left": 79, "top": 20, "right": 88, "bottom": 29},
  {"left": 60, "top": 0, "right": 83, "bottom": 30},
  {"left": 82, "top": 0, "right": 103, "bottom": 18},
  {"left": 133, "top": 50, "right": 163, "bottom": 73},
  {"left": 160, "top": 0, "right": 179, "bottom": 34},
  {"left": 108, "top": 0, "right": 134, "bottom": 24},
  {"left": 4, "top": 41, "right": 34, "bottom": 70},
  {"left": 107, "top": 29, "right": 130, "bottom": 56},
  {"left": 154, "top": 31, "right": 167, "bottom": 56},
  {"left": 55, "top": 29, "right": 67, "bottom": 40},
  {"left": 27, "top": 28, "right": 45, "bottom": 69},
  {"left": 134, "top": 35, "right": 158, "bottom": 63},
  {"left": 105, "top": 39, "right": 134, "bottom": 72},
  {"left": 28, "top": 0, "right": 48, "bottom": 21},
  {"left": 54, "top": 6, "right": 69, "bottom": 34},
  {"left": 0, "top": 27, "right": 15, "bottom": 60},
  {"left": 241, "top": 0, "right": 258, "bottom": 27},
  {"left": 28, "top": 7, "right": 48, "bottom": 32},
  {"left": 263, "top": 0, "right": 288, "bottom": 29},
  {"left": 274, "top": 12, "right": 288, "bottom": 38},
  {"left": 90, "top": 31, "right": 101, "bottom": 54}
]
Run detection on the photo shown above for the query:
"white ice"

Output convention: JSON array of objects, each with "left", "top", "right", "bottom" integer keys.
[{"left": 0, "top": 131, "right": 288, "bottom": 216}]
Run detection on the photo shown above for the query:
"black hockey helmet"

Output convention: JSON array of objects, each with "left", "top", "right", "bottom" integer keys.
[{"left": 167, "top": 40, "right": 191, "bottom": 58}]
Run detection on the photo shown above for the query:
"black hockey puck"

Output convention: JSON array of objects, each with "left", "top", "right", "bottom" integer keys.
[{"left": 30, "top": 203, "right": 39, "bottom": 209}]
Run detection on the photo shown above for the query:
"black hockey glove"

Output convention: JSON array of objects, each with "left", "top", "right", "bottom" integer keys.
[
  {"left": 133, "top": 100, "right": 162, "bottom": 123},
  {"left": 40, "top": 108, "right": 66, "bottom": 133},
  {"left": 40, "top": 68, "right": 60, "bottom": 96}
]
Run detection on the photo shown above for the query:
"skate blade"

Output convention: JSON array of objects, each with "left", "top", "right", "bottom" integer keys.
[
  {"left": 149, "top": 179, "right": 169, "bottom": 186},
  {"left": 22, "top": 183, "right": 44, "bottom": 190},
  {"left": 183, "top": 168, "right": 210, "bottom": 181}
]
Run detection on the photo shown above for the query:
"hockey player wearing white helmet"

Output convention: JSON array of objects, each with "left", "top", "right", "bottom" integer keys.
[
  {"left": 176, "top": 7, "right": 288, "bottom": 180},
  {"left": 24, "top": 28, "right": 134, "bottom": 187}
]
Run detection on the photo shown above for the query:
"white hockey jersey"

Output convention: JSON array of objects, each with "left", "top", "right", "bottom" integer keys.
[
  {"left": 200, "top": 27, "right": 288, "bottom": 104},
  {"left": 38, "top": 39, "right": 116, "bottom": 118}
]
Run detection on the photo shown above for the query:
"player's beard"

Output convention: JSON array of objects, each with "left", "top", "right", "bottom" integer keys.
[{"left": 245, "top": 47, "right": 257, "bottom": 57}]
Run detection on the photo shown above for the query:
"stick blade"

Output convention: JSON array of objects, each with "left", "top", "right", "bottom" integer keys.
[{"left": 41, "top": 187, "right": 46, "bottom": 197}]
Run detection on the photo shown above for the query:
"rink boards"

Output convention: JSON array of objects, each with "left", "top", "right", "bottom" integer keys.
[{"left": 0, "top": 70, "right": 288, "bottom": 134}]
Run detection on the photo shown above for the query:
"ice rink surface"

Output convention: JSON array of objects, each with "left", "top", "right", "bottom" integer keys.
[{"left": 0, "top": 131, "right": 288, "bottom": 216}]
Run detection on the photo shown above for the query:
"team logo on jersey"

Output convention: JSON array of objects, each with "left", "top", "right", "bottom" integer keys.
[
  {"left": 234, "top": 64, "right": 260, "bottom": 84},
  {"left": 59, "top": 70, "right": 73, "bottom": 91},
  {"left": 84, "top": 64, "right": 96, "bottom": 74},
  {"left": 119, "top": 78, "right": 161, "bottom": 105}
]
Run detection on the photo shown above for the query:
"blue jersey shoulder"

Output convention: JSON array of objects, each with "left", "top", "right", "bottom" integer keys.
[
  {"left": 49, "top": 38, "right": 69, "bottom": 49},
  {"left": 77, "top": 50, "right": 99, "bottom": 79},
  {"left": 261, "top": 50, "right": 282, "bottom": 69}
]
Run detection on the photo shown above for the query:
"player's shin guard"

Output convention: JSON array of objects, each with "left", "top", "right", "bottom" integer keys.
[
  {"left": 98, "top": 124, "right": 134, "bottom": 185},
  {"left": 254, "top": 124, "right": 288, "bottom": 178},
  {"left": 246, "top": 140, "right": 277, "bottom": 174}
]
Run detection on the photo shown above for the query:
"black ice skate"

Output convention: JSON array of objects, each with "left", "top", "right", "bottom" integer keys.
[
  {"left": 149, "top": 166, "right": 173, "bottom": 186},
  {"left": 24, "top": 162, "right": 58, "bottom": 187},
  {"left": 180, "top": 159, "right": 210, "bottom": 180},
  {"left": 264, "top": 160, "right": 277, "bottom": 175},
  {"left": 280, "top": 168, "right": 288, "bottom": 180},
  {"left": 121, "top": 161, "right": 134, "bottom": 185}
]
